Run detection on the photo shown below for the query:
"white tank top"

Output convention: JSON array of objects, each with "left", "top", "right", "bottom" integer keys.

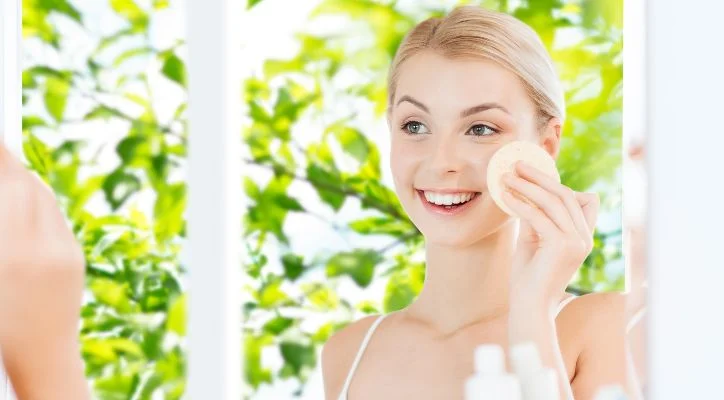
[{"left": 337, "top": 295, "right": 578, "bottom": 400}]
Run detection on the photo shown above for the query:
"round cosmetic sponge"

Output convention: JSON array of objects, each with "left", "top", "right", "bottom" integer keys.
[{"left": 487, "top": 140, "right": 560, "bottom": 217}]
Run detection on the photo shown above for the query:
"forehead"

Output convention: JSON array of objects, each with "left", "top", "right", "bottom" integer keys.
[{"left": 393, "top": 50, "right": 533, "bottom": 115}]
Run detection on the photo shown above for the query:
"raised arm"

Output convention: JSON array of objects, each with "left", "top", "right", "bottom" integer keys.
[{"left": 0, "top": 143, "right": 90, "bottom": 399}]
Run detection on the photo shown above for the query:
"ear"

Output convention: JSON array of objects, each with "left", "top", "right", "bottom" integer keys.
[{"left": 540, "top": 117, "right": 562, "bottom": 160}]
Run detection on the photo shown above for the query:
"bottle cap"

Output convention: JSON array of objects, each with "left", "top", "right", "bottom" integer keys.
[
  {"left": 594, "top": 385, "right": 628, "bottom": 400},
  {"left": 474, "top": 344, "right": 505, "bottom": 375},
  {"left": 510, "top": 342, "right": 543, "bottom": 377}
]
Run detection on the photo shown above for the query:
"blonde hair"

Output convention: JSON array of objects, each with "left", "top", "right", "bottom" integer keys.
[{"left": 387, "top": 6, "right": 565, "bottom": 128}]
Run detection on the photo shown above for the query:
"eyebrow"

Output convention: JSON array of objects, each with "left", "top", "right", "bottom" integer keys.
[
  {"left": 396, "top": 95, "right": 511, "bottom": 117},
  {"left": 396, "top": 95, "right": 429, "bottom": 113}
]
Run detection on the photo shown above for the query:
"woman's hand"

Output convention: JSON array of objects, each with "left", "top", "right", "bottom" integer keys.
[
  {"left": 0, "top": 143, "right": 90, "bottom": 399},
  {"left": 501, "top": 160, "right": 599, "bottom": 400},
  {"left": 502, "top": 161, "right": 599, "bottom": 313}
]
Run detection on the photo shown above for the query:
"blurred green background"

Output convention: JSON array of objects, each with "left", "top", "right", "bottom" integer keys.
[{"left": 20, "top": 0, "right": 622, "bottom": 398}]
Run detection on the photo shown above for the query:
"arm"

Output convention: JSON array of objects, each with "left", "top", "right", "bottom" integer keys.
[
  {"left": 2, "top": 340, "right": 89, "bottom": 399},
  {"left": 567, "top": 294, "right": 643, "bottom": 400},
  {"left": 508, "top": 299, "right": 574, "bottom": 400},
  {"left": 509, "top": 293, "right": 644, "bottom": 400},
  {"left": 502, "top": 160, "right": 598, "bottom": 399},
  {"left": 0, "top": 143, "right": 91, "bottom": 399}
]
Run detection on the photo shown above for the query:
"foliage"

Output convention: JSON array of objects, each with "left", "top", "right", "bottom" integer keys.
[
  {"left": 23, "top": 0, "right": 187, "bottom": 398},
  {"left": 243, "top": 0, "right": 623, "bottom": 398}
]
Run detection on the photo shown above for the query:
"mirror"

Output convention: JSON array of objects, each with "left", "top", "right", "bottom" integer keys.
[{"left": 241, "top": 0, "right": 640, "bottom": 399}]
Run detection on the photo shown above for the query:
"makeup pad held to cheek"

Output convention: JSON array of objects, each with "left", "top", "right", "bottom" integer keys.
[{"left": 486, "top": 140, "right": 561, "bottom": 217}]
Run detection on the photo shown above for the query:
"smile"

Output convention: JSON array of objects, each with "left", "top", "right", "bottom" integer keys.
[{"left": 416, "top": 189, "right": 482, "bottom": 215}]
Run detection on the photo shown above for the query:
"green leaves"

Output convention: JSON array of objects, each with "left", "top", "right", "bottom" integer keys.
[
  {"left": 23, "top": 0, "right": 83, "bottom": 47},
  {"left": 247, "top": 0, "right": 265, "bottom": 9},
  {"left": 244, "top": 174, "right": 301, "bottom": 243},
  {"left": 280, "top": 342, "right": 316, "bottom": 377},
  {"left": 383, "top": 263, "right": 425, "bottom": 313},
  {"left": 326, "top": 249, "right": 383, "bottom": 288},
  {"left": 44, "top": 75, "right": 70, "bottom": 122},
  {"left": 166, "top": 294, "right": 187, "bottom": 336},
  {"left": 306, "top": 162, "right": 346, "bottom": 211},
  {"left": 154, "top": 183, "right": 186, "bottom": 242},
  {"left": 281, "top": 253, "right": 305, "bottom": 281},
  {"left": 258, "top": 277, "right": 290, "bottom": 308},
  {"left": 102, "top": 169, "right": 142, "bottom": 211},
  {"left": 89, "top": 278, "right": 135, "bottom": 314},
  {"left": 350, "top": 216, "right": 415, "bottom": 236},
  {"left": 114, "top": 46, "right": 155, "bottom": 67},
  {"left": 110, "top": 0, "right": 149, "bottom": 32},
  {"left": 263, "top": 316, "right": 295, "bottom": 335},
  {"left": 245, "top": 334, "right": 274, "bottom": 389},
  {"left": 161, "top": 53, "right": 187, "bottom": 87}
]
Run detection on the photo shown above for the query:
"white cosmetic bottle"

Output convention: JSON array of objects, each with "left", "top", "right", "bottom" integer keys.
[
  {"left": 465, "top": 344, "right": 522, "bottom": 400},
  {"left": 509, "top": 342, "right": 560, "bottom": 400},
  {"left": 593, "top": 385, "right": 629, "bottom": 400}
]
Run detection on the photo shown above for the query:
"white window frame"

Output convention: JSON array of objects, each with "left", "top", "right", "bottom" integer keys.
[
  {"left": 0, "top": 0, "right": 21, "bottom": 157},
  {"left": 646, "top": 0, "right": 724, "bottom": 398},
  {"left": 184, "top": 0, "right": 243, "bottom": 398},
  {"left": 0, "top": 0, "right": 21, "bottom": 397},
  {"left": 1, "top": 0, "right": 243, "bottom": 398}
]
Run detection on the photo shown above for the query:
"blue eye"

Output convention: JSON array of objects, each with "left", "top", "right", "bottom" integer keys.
[
  {"left": 401, "top": 121, "right": 429, "bottom": 135},
  {"left": 468, "top": 124, "right": 499, "bottom": 137}
]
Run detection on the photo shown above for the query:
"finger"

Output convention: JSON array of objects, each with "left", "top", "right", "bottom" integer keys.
[
  {"left": 576, "top": 191, "right": 600, "bottom": 235},
  {"left": 502, "top": 190, "right": 561, "bottom": 239},
  {"left": 515, "top": 161, "right": 591, "bottom": 238},
  {"left": 503, "top": 172, "right": 576, "bottom": 233}
]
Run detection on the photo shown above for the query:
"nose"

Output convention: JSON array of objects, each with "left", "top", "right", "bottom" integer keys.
[{"left": 428, "top": 134, "right": 465, "bottom": 175}]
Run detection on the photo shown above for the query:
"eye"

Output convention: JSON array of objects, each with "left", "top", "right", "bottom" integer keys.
[
  {"left": 467, "top": 124, "right": 500, "bottom": 137},
  {"left": 401, "top": 120, "right": 430, "bottom": 135}
]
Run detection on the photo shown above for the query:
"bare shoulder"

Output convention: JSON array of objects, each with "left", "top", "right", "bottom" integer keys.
[
  {"left": 558, "top": 291, "right": 627, "bottom": 327},
  {"left": 556, "top": 292, "right": 628, "bottom": 365},
  {"left": 321, "top": 314, "right": 381, "bottom": 399},
  {"left": 556, "top": 292, "right": 638, "bottom": 398}
]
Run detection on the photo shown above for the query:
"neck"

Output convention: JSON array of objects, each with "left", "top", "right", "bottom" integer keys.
[{"left": 404, "top": 221, "right": 518, "bottom": 336}]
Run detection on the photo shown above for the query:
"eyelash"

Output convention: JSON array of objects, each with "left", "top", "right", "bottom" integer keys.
[{"left": 399, "top": 120, "right": 501, "bottom": 137}]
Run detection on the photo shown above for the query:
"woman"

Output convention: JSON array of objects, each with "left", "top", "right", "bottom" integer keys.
[{"left": 321, "top": 6, "right": 640, "bottom": 400}]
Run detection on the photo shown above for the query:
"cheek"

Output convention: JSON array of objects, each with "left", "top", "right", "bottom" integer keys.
[
  {"left": 389, "top": 140, "right": 419, "bottom": 182},
  {"left": 459, "top": 146, "right": 500, "bottom": 186},
  {"left": 512, "top": 124, "right": 539, "bottom": 142}
]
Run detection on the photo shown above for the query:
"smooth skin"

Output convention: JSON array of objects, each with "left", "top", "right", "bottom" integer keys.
[
  {"left": 0, "top": 143, "right": 90, "bottom": 399},
  {"left": 322, "top": 51, "right": 642, "bottom": 399}
]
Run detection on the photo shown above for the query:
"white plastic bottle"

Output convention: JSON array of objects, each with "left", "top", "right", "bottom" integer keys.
[
  {"left": 465, "top": 344, "right": 522, "bottom": 400},
  {"left": 593, "top": 385, "right": 629, "bottom": 400},
  {"left": 509, "top": 342, "right": 560, "bottom": 400}
]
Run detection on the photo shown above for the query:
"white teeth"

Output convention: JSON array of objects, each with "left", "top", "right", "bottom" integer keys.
[{"left": 423, "top": 191, "right": 476, "bottom": 206}]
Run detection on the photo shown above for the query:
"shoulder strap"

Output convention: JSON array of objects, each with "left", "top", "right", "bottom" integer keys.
[
  {"left": 338, "top": 314, "right": 389, "bottom": 399},
  {"left": 555, "top": 295, "right": 578, "bottom": 316}
]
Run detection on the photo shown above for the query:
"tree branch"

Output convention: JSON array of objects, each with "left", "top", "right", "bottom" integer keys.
[{"left": 245, "top": 158, "right": 409, "bottom": 222}]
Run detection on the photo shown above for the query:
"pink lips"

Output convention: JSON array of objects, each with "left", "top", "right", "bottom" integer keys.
[{"left": 416, "top": 190, "right": 481, "bottom": 216}]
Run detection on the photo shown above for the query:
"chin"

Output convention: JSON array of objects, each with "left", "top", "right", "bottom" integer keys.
[
  {"left": 420, "top": 227, "right": 488, "bottom": 248},
  {"left": 417, "top": 216, "right": 513, "bottom": 249}
]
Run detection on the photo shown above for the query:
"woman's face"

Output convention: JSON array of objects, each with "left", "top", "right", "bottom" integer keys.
[{"left": 388, "top": 50, "right": 557, "bottom": 247}]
